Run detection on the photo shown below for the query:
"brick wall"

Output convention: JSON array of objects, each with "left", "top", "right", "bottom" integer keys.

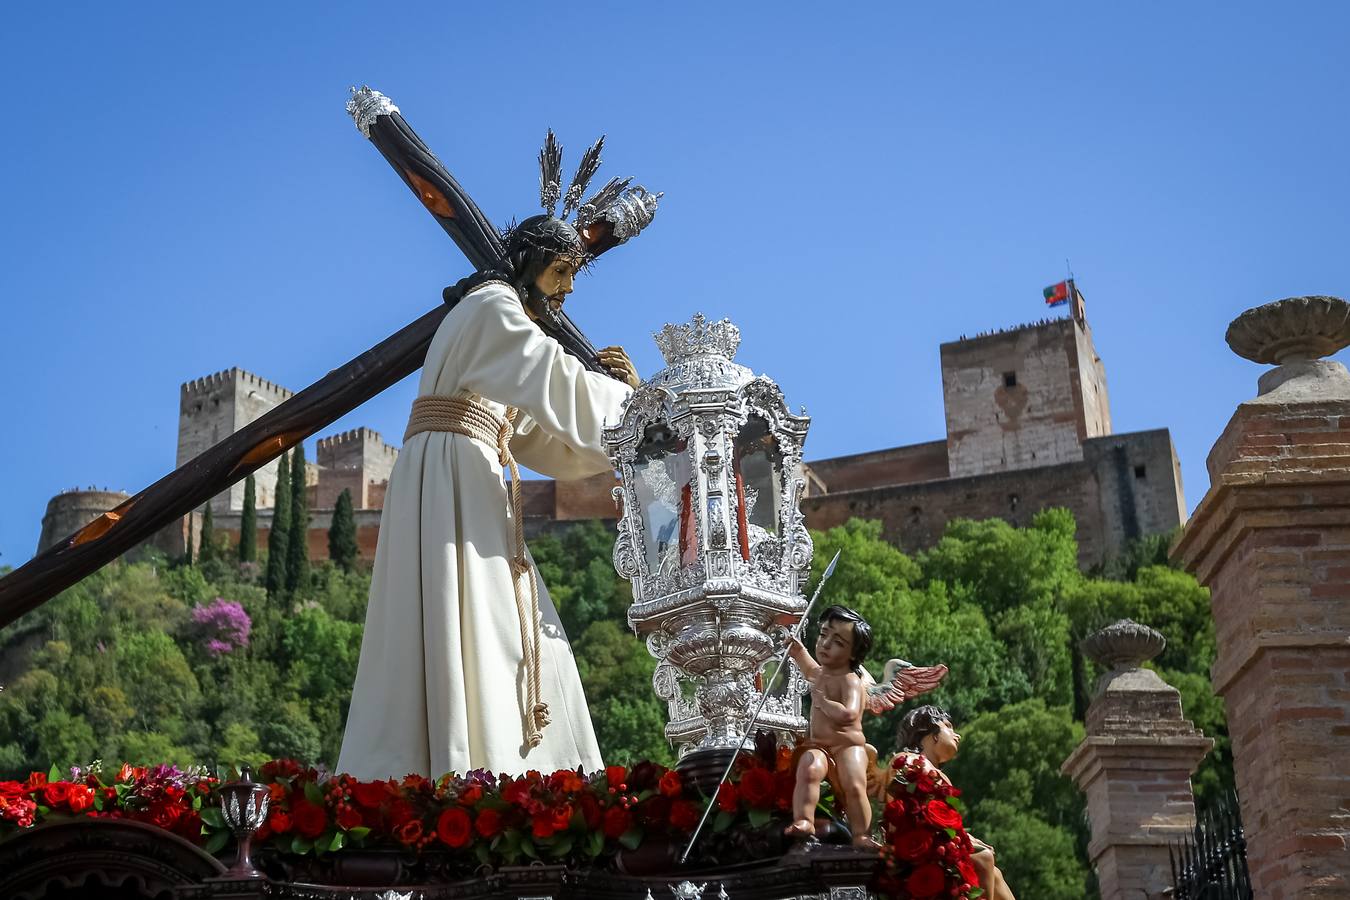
[
  {"left": 804, "top": 441, "right": 950, "bottom": 491},
  {"left": 1174, "top": 389, "right": 1350, "bottom": 897}
]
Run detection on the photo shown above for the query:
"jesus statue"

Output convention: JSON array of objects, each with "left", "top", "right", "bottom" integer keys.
[{"left": 337, "top": 133, "right": 657, "bottom": 779}]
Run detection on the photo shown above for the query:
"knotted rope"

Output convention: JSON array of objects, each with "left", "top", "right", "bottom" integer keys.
[{"left": 405, "top": 394, "right": 550, "bottom": 748}]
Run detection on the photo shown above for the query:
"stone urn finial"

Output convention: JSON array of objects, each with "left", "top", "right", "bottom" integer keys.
[
  {"left": 1225, "top": 296, "right": 1350, "bottom": 397},
  {"left": 1081, "top": 619, "right": 1165, "bottom": 671}
]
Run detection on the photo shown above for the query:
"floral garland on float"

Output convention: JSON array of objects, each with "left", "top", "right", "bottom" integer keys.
[
  {"left": 0, "top": 751, "right": 800, "bottom": 868},
  {"left": 2, "top": 751, "right": 988, "bottom": 898}
]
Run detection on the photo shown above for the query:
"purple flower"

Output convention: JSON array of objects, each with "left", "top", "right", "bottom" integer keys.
[{"left": 189, "top": 598, "right": 251, "bottom": 656}]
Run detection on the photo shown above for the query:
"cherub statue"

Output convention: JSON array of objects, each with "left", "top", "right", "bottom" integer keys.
[
  {"left": 784, "top": 605, "right": 948, "bottom": 848},
  {"left": 886, "top": 705, "right": 1016, "bottom": 900}
]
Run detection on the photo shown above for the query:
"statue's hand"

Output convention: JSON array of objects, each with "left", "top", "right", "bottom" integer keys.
[{"left": 599, "top": 346, "right": 640, "bottom": 389}]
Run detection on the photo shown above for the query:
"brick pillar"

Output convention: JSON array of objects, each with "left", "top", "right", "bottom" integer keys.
[
  {"left": 1172, "top": 295, "right": 1350, "bottom": 898},
  {"left": 1062, "top": 620, "right": 1212, "bottom": 900}
]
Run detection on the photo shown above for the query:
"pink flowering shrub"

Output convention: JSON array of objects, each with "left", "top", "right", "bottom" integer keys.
[{"left": 188, "top": 598, "right": 251, "bottom": 657}]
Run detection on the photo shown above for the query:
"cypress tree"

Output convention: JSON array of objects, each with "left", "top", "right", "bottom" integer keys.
[
  {"left": 238, "top": 475, "right": 257, "bottom": 563},
  {"left": 286, "top": 445, "right": 310, "bottom": 593},
  {"left": 198, "top": 503, "right": 216, "bottom": 564},
  {"left": 265, "top": 452, "right": 291, "bottom": 596},
  {"left": 328, "top": 488, "right": 358, "bottom": 572}
]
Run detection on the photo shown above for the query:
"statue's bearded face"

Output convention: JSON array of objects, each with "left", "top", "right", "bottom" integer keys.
[{"left": 533, "top": 256, "right": 581, "bottom": 310}]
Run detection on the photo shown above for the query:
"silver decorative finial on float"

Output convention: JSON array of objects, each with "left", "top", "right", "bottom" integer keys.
[{"left": 346, "top": 85, "right": 400, "bottom": 138}]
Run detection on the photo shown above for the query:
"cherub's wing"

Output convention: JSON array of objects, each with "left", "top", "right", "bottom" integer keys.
[{"left": 865, "top": 658, "right": 949, "bottom": 715}]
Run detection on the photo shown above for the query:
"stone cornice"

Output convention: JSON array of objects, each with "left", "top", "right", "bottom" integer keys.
[{"left": 1062, "top": 734, "right": 1214, "bottom": 787}]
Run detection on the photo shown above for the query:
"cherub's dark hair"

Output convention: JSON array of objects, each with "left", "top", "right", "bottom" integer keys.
[
  {"left": 896, "top": 704, "right": 950, "bottom": 753},
  {"left": 817, "top": 605, "right": 872, "bottom": 675}
]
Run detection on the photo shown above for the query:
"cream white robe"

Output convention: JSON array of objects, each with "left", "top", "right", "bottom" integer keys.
[{"left": 337, "top": 282, "right": 630, "bottom": 779}]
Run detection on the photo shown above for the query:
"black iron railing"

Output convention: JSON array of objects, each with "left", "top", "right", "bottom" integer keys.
[{"left": 1168, "top": 792, "right": 1252, "bottom": 899}]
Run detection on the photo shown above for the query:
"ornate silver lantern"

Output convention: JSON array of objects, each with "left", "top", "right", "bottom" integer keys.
[{"left": 605, "top": 314, "right": 813, "bottom": 773}]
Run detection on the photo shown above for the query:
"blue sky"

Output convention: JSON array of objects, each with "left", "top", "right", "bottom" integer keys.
[{"left": 2, "top": 2, "right": 1348, "bottom": 566}]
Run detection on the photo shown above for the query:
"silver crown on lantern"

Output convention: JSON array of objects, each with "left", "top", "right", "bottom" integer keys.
[
  {"left": 654, "top": 314, "right": 742, "bottom": 365},
  {"left": 346, "top": 86, "right": 400, "bottom": 138}
]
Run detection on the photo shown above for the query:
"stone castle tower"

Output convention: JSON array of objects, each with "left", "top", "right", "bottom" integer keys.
[
  {"left": 36, "top": 488, "right": 133, "bottom": 555},
  {"left": 314, "top": 428, "right": 398, "bottom": 510},
  {"left": 177, "top": 369, "right": 293, "bottom": 512},
  {"left": 941, "top": 293, "right": 1112, "bottom": 476}
]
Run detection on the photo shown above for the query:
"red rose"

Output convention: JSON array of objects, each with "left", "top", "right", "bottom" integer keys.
[
  {"left": 716, "top": 783, "right": 739, "bottom": 813},
  {"left": 923, "top": 799, "right": 963, "bottom": 830},
  {"left": 147, "top": 800, "right": 180, "bottom": 830},
  {"left": 669, "top": 800, "right": 699, "bottom": 832},
  {"left": 458, "top": 783, "right": 483, "bottom": 806},
  {"left": 883, "top": 800, "right": 912, "bottom": 829},
  {"left": 24, "top": 772, "right": 47, "bottom": 790},
  {"left": 602, "top": 805, "right": 632, "bottom": 839},
  {"left": 892, "top": 827, "right": 935, "bottom": 861},
  {"left": 502, "top": 778, "right": 532, "bottom": 807},
  {"left": 532, "top": 815, "right": 558, "bottom": 840},
  {"left": 604, "top": 765, "right": 626, "bottom": 788},
  {"left": 738, "top": 768, "right": 775, "bottom": 809},
  {"left": 437, "top": 807, "right": 472, "bottom": 848},
  {"left": 628, "top": 762, "right": 660, "bottom": 791},
  {"left": 291, "top": 801, "right": 328, "bottom": 839},
  {"left": 65, "top": 785, "right": 94, "bottom": 814},
  {"left": 386, "top": 800, "right": 415, "bottom": 828},
  {"left": 394, "top": 818, "right": 424, "bottom": 845},
  {"left": 41, "top": 781, "right": 72, "bottom": 807},
  {"left": 659, "top": 770, "right": 683, "bottom": 798},
  {"left": 475, "top": 807, "right": 503, "bottom": 838},
  {"left": 578, "top": 793, "right": 602, "bottom": 829},
  {"left": 336, "top": 805, "right": 364, "bottom": 831},
  {"left": 958, "top": 858, "right": 980, "bottom": 888},
  {"left": 268, "top": 810, "right": 294, "bottom": 834},
  {"left": 550, "top": 803, "right": 573, "bottom": 832},
  {"left": 0, "top": 781, "right": 23, "bottom": 797},
  {"left": 905, "top": 862, "right": 948, "bottom": 899},
  {"left": 173, "top": 808, "right": 203, "bottom": 842},
  {"left": 637, "top": 795, "right": 670, "bottom": 828},
  {"left": 352, "top": 780, "right": 390, "bottom": 809},
  {"left": 261, "top": 759, "right": 301, "bottom": 779}
]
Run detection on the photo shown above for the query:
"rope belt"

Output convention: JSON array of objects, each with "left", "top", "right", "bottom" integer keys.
[{"left": 404, "top": 395, "right": 550, "bottom": 749}]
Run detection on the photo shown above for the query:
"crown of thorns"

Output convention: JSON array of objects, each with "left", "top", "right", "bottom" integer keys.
[{"left": 501, "top": 130, "right": 661, "bottom": 264}]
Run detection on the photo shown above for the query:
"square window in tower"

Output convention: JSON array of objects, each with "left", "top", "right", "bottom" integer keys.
[
  {"left": 1003, "top": 371, "right": 1017, "bottom": 388},
  {"left": 1134, "top": 465, "right": 1147, "bottom": 479}
]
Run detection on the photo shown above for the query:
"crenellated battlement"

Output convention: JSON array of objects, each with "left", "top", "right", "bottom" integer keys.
[
  {"left": 317, "top": 427, "right": 388, "bottom": 449},
  {"left": 180, "top": 368, "right": 238, "bottom": 397},
  {"left": 238, "top": 369, "right": 293, "bottom": 399},
  {"left": 180, "top": 368, "right": 293, "bottom": 400}
]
